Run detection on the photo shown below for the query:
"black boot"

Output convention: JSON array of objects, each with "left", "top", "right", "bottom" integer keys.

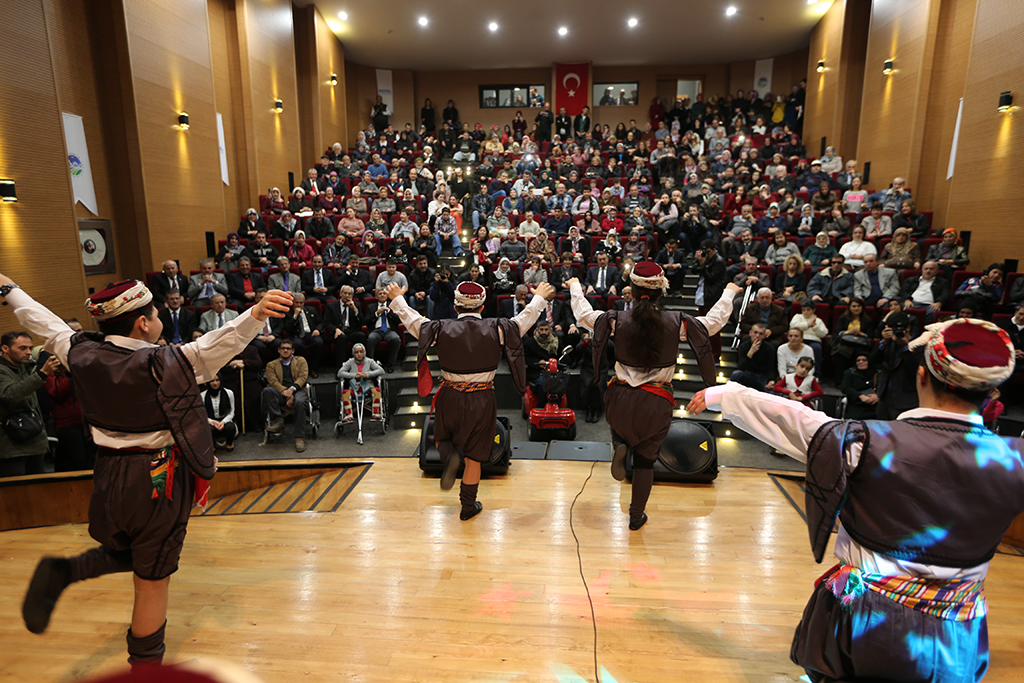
[
  {"left": 22, "top": 557, "right": 71, "bottom": 634},
  {"left": 610, "top": 439, "right": 628, "bottom": 481},
  {"left": 438, "top": 441, "right": 461, "bottom": 491},
  {"left": 459, "top": 482, "right": 482, "bottom": 520},
  {"left": 127, "top": 620, "right": 166, "bottom": 668},
  {"left": 629, "top": 466, "right": 655, "bottom": 530}
]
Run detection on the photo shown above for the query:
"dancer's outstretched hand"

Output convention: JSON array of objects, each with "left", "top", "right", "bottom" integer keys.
[
  {"left": 563, "top": 278, "right": 580, "bottom": 289},
  {"left": 724, "top": 282, "right": 744, "bottom": 295},
  {"left": 385, "top": 282, "right": 405, "bottom": 301},
  {"left": 252, "top": 290, "right": 293, "bottom": 320},
  {"left": 686, "top": 389, "right": 708, "bottom": 415}
]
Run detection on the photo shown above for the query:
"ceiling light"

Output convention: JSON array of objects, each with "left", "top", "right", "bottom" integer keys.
[
  {"left": 998, "top": 91, "right": 1013, "bottom": 112},
  {"left": 726, "top": 6, "right": 737, "bottom": 16},
  {"left": 817, "top": 60, "right": 825, "bottom": 73},
  {"left": 807, "top": 0, "right": 816, "bottom": 4},
  {"left": 883, "top": 59, "right": 893, "bottom": 75},
  {"left": 338, "top": 11, "right": 347, "bottom": 20},
  {"left": 628, "top": 17, "right": 638, "bottom": 27},
  {"left": 488, "top": 21, "right": 498, "bottom": 31},
  {"left": 558, "top": 26, "right": 568, "bottom": 36},
  {"left": 418, "top": 16, "right": 428, "bottom": 26}
]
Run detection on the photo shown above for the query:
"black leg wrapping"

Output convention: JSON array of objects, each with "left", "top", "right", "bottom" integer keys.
[
  {"left": 69, "top": 546, "right": 134, "bottom": 583},
  {"left": 459, "top": 482, "right": 482, "bottom": 521},
  {"left": 22, "top": 557, "right": 72, "bottom": 634},
  {"left": 127, "top": 620, "right": 166, "bottom": 667},
  {"left": 629, "top": 465, "right": 655, "bottom": 526}
]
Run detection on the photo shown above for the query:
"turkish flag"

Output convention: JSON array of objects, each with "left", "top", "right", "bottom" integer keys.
[{"left": 554, "top": 62, "right": 589, "bottom": 116}]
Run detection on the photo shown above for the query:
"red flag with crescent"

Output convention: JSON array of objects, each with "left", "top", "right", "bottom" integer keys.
[{"left": 554, "top": 63, "right": 589, "bottom": 116}]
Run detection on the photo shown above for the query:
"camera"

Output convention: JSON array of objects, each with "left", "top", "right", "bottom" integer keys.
[{"left": 890, "top": 323, "right": 906, "bottom": 338}]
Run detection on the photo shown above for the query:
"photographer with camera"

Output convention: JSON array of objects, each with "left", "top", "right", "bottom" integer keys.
[
  {"left": 872, "top": 300, "right": 920, "bottom": 419},
  {"left": 429, "top": 266, "right": 457, "bottom": 320}
]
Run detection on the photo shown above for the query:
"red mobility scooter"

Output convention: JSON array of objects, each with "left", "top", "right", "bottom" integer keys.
[{"left": 523, "top": 345, "right": 577, "bottom": 441}]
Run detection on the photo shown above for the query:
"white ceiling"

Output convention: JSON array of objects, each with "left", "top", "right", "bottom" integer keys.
[{"left": 298, "top": 0, "right": 833, "bottom": 72}]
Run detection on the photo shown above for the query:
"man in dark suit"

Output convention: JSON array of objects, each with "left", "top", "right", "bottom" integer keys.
[
  {"left": 693, "top": 240, "right": 727, "bottom": 310},
  {"left": 156, "top": 291, "right": 197, "bottom": 345},
  {"left": 898, "top": 260, "right": 950, "bottom": 323},
  {"left": 300, "top": 168, "right": 326, "bottom": 196},
  {"left": 498, "top": 285, "right": 532, "bottom": 320},
  {"left": 337, "top": 255, "right": 375, "bottom": 302},
  {"left": 323, "top": 285, "right": 367, "bottom": 366},
  {"left": 550, "top": 252, "right": 579, "bottom": 294},
  {"left": 533, "top": 289, "right": 577, "bottom": 346},
  {"left": 584, "top": 252, "right": 619, "bottom": 308},
  {"left": 244, "top": 231, "right": 280, "bottom": 270},
  {"left": 301, "top": 254, "right": 336, "bottom": 303},
  {"left": 226, "top": 256, "right": 266, "bottom": 307},
  {"left": 740, "top": 287, "right": 788, "bottom": 341},
  {"left": 654, "top": 238, "right": 687, "bottom": 293},
  {"left": 725, "top": 229, "right": 766, "bottom": 276},
  {"left": 364, "top": 287, "right": 402, "bottom": 373},
  {"left": 612, "top": 286, "right": 634, "bottom": 311},
  {"left": 999, "top": 304, "right": 1024, "bottom": 383},
  {"left": 150, "top": 260, "right": 188, "bottom": 307},
  {"left": 282, "top": 292, "right": 325, "bottom": 378},
  {"left": 250, "top": 289, "right": 284, "bottom": 362}
]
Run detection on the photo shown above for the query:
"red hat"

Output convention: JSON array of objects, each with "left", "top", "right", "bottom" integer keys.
[
  {"left": 629, "top": 262, "right": 668, "bottom": 291},
  {"left": 909, "top": 318, "right": 1015, "bottom": 391},
  {"left": 454, "top": 281, "right": 486, "bottom": 308},
  {"left": 85, "top": 280, "right": 153, "bottom": 322}
]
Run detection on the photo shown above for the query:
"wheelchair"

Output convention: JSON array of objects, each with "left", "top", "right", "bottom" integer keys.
[
  {"left": 334, "top": 376, "right": 391, "bottom": 444},
  {"left": 259, "top": 380, "right": 321, "bottom": 445}
]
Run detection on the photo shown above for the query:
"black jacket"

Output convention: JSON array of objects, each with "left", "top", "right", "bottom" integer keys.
[
  {"left": 226, "top": 272, "right": 266, "bottom": 304},
  {"left": 898, "top": 276, "right": 950, "bottom": 309},
  {"left": 283, "top": 307, "right": 324, "bottom": 341},
  {"left": 150, "top": 272, "right": 189, "bottom": 306},
  {"left": 337, "top": 267, "right": 375, "bottom": 297},
  {"left": 157, "top": 307, "right": 198, "bottom": 343},
  {"left": 323, "top": 299, "right": 363, "bottom": 338},
  {"left": 695, "top": 253, "right": 727, "bottom": 305},
  {"left": 301, "top": 269, "right": 337, "bottom": 299},
  {"left": 363, "top": 301, "right": 401, "bottom": 333}
]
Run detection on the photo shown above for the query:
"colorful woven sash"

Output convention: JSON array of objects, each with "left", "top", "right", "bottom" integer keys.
[
  {"left": 819, "top": 563, "right": 986, "bottom": 622},
  {"left": 430, "top": 379, "right": 495, "bottom": 414},
  {"left": 148, "top": 446, "right": 178, "bottom": 500},
  {"left": 607, "top": 376, "right": 676, "bottom": 405}
]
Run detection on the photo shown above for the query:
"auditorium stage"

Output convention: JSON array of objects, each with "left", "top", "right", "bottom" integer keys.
[{"left": 1, "top": 459, "right": 1022, "bottom": 682}]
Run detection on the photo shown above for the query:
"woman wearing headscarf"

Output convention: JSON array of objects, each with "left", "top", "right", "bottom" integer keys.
[
  {"left": 337, "top": 343, "right": 385, "bottom": 424},
  {"left": 201, "top": 374, "right": 237, "bottom": 452}
]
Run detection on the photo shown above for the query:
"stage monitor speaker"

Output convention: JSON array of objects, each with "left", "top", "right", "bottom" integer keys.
[
  {"left": 417, "top": 415, "right": 512, "bottom": 477},
  {"left": 626, "top": 420, "right": 718, "bottom": 483}
]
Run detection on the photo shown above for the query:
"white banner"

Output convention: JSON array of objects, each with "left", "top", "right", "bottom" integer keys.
[
  {"left": 61, "top": 113, "right": 98, "bottom": 215},
  {"left": 375, "top": 68, "right": 394, "bottom": 115},
  {"left": 216, "top": 112, "right": 230, "bottom": 186},
  {"left": 947, "top": 98, "right": 963, "bottom": 180},
  {"left": 753, "top": 58, "right": 774, "bottom": 97}
]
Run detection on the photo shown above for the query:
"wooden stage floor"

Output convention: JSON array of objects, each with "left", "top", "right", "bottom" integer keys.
[{"left": 1, "top": 459, "right": 1023, "bottom": 683}]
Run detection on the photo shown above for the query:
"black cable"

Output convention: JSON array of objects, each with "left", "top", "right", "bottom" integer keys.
[{"left": 569, "top": 459, "right": 600, "bottom": 683}]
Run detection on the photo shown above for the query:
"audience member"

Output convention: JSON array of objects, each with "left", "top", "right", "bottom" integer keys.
[
  {"left": 693, "top": 240, "right": 726, "bottom": 307},
  {"left": 245, "top": 231, "right": 280, "bottom": 270},
  {"left": 227, "top": 256, "right": 266, "bottom": 307},
  {"left": 364, "top": 288, "right": 402, "bottom": 373},
  {"left": 788, "top": 300, "right": 828, "bottom": 368},
  {"left": 188, "top": 259, "right": 229, "bottom": 307},
  {"left": 838, "top": 224, "right": 876, "bottom": 269},
  {"left": 802, "top": 232, "right": 837, "bottom": 268},
  {"left": 831, "top": 297, "right": 875, "bottom": 382},
  {"left": 953, "top": 263, "right": 1005, "bottom": 318},
  {"left": 861, "top": 203, "right": 892, "bottom": 238},
  {"left": 201, "top": 374, "right": 237, "bottom": 452},
  {"left": 807, "top": 254, "right": 854, "bottom": 304},
  {"left": 841, "top": 353, "right": 878, "bottom": 419},
  {"left": 323, "top": 286, "right": 367, "bottom": 366},
  {"left": 740, "top": 287, "right": 787, "bottom": 340},
  {"left": 584, "top": 252, "right": 619, "bottom": 307},
  {"left": 157, "top": 292, "right": 197, "bottom": 345},
  {"left": 771, "top": 357, "right": 823, "bottom": 407},
  {"left": 150, "top": 259, "right": 189, "bottom": 306},
  {"left": 268, "top": 256, "right": 301, "bottom": 294},
  {"left": 262, "top": 340, "right": 310, "bottom": 453},
  {"left": 199, "top": 294, "right": 239, "bottom": 333},
  {"left": 282, "top": 292, "right": 325, "bottom": 378},
  {"left": 853, "top": 253, "right": 899, "bottom": 309},
  {"left": 731, "top": 324, "right": 776, "bottom": 390}
]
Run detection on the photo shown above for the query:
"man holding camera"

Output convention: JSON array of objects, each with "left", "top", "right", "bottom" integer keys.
[
  {"left": 0, "top": 331, "right": 60, "bottom": 476},
  {"left": 872, "top": 315, "right": 920, "bottom": 419}
]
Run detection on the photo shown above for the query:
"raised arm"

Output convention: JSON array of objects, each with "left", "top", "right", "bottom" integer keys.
[
  {"left": 511, "top": 284, "right": 552, "bottom": 334},
  {"left": 5, "top": 288, "right": 76, "bottom": 367},
  {"left": 692, "top": 282, "right": 742, "bottom": 338},
  {"left": 687, "top": 382, "right": 834, "bottom": 463},
  {"left": 567, "top": 279, "right": 601, "bottom": 331},
  {"left": 386, "top": 285, "right": 426, "bottom": 338}
]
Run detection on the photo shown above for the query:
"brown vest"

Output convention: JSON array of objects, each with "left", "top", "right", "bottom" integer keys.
[
  {"left": 67, "top": 333, "right": 216, "bottom": 479},
  {"left": 592, "top": 309, "right": 718, "bottom": 386},
  {"left": 416, "top": 317, "right": 527, "bottom": 395},
  {"left": 805, "top": 417, "right": 1024, "bottom": 566}
]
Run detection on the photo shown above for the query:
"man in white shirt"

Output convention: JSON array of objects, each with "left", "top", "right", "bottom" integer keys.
[
  {"left": 686, "top": 318, "right": 1021, "bottom": 683},
  {"left": 899, "top": 260, "right": 949, "bottom": 323},
  {"left": 517, "top": 210, "right": 541, "bottom": 238}
]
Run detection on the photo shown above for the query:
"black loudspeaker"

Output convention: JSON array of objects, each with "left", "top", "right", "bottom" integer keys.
[
  {"left": 417, "top": 415, "right": 512, "bottom": 476},
  {"left": 625, "top": 420, "right": 718, "bottom": 483}
]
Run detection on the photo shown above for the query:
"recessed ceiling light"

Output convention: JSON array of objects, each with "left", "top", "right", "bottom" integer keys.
[
  {"left": 628, "top": 17, "right": 638, "bottom": 27},
  {"left": 726, "top": 6, "right": 737, "bottom": 16},
  {"left": 338, "top": 11, "right": 347, "bottom": 20},
  {"left": 558, "top": 26, "right": 568, "bottom": 36},
  {"left": 488, "top": 21, "right": 498, "bottom": 31},
  {"left": 418, "top": 16, "right": 428, "bottom": 26},
  {"left": 807, "top": 0, "right": 816, "bottom": 4}
]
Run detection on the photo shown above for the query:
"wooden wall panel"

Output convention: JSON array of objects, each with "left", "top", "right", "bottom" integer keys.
[
  {"left": 0, "top": 0, "right": 88, "bottom": 334},
  {"left": 855, "top": 0, "right": 934, "bottom": 189},
  {"left": 345, "top": 61, "right": 377, "bottom": 143},
  {"left": 314, "top": 7, "right": 348, "bottom": 156},
  {"left": 391, "top": 69, "right": 416, "bottom": 132},
  {"left": 411, "top": 67, "right": 552, "bottom": 135},
  {"left": 771, "top": 47, "right": 810, "bottom": 97},
  {"left": 123, "top": 0, "right": 224, "bottom": 272},
  {"left": 804, "top": 0, "right": 847, "bottom": 154},
  {"left": 728, "top": 60, "right": 757, "bottom": 97},
  {"left": 944, "top": 0, "right": 1024, "bottom": 269},
  {"left": 242, "top": 0, "right": 301, "bottom": 196}
]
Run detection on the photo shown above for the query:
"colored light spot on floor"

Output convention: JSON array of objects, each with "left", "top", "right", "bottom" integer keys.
[
  {"left": 625, "top": 562, "right": 662, "bottom": 585},
  {"left": 476, "top": 582, "right": 533, "bottom": 622}
]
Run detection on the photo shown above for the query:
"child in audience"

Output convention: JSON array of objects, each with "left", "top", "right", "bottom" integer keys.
[{"left": 771, "top": 357, "right": 823, "bottom": 406}]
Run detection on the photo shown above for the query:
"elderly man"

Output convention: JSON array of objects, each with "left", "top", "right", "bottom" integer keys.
[
  {"left": 869, "top": 176, "right": 912, "bottom": 212},
  {"left": 199, "top": 294, "right": 239, "bottom": 333},
  {"left": 263, "top": 340, "right": 310, "bottom": 452},
  {"left": 267, "top": 256, "right": 301, "bottom": 294},
  {"left": 364, "top": 288, "right": 402, "bottom": 373},
  {"left": 300, "top": 168, "right": 324, "bottom": 196},
  {"left": 725, "top": 230, "right": 766, "bottom": 277},
  {"left": 730, "top": 323, "right": 776, "bottom": 390},
  {"left": 187, "top": 259, "right": 228, "bottom": 307},
  {"left": 740, "top": 287, "right": 787, "bottom": 340},
  {"left": 324, "top": 285, "right": 367, "bottom": 366},
  {"left": 808, "top": 254, "right": 854, "bottom": 305},
  {"left": 227, "top": 256, "right": 266, "bottom": 308},
  {"left": 899, "top": 260, "right": 949, "bottom": 323},
  {"left": 797, "top": 159, "right": 831, "bottom": 191},
  {"left": 282, "top": 292, "right": 325, "bottom": 378},
  {"left": 853, "top": 253, "right": 900, "bottom": 309},
  {"left": 150, "top": 260, "right": 188, "bottom": 307}
]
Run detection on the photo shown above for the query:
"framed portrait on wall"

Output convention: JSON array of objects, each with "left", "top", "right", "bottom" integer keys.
[{"left": 78, "top": 219, "right": 116, "bottom": 275}]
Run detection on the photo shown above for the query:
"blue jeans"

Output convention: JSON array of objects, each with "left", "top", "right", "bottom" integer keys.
[
  {"left": 730, "top": 371, "right": 769, "bottom": 391},
  {"left": 435, "top": 232, "right": 464, "bottom": 256}
]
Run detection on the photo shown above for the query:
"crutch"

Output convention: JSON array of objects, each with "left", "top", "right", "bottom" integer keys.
[
  {"left": 732, "top": 283, "right": 753, "bottom": 349},
  {"left": 355, "top": 384, "right": 365, "bottom": 445},
  {"left": 239, "top": 366, "right": 245, "bottom": 435}
]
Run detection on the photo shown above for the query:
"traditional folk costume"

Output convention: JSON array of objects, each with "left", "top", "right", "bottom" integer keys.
[
  {"left": 570, "top": 262, "right": 735, "bottom": 529},
  {"left": 703, "top": 318, "right": 1021, "bottom": 682},
  {"left": 391, "top": 281, "right": 544, "bottom": 519},
  {"left": 15, "top": 280, "right": 264, "bottom": 666}
]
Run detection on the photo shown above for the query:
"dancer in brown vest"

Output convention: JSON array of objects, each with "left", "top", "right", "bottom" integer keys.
[
  {"left": 687, "top": 318, "right": 1021, "bottom": 682},
  {"left": 567, "top": 263, "right": 741, "bottom": 529},
  {"left": 388, "top": 280, "right": 553, "bottom": 519},
  {"left": 4, "top": 274, "right": 291, "bottom": 667}
]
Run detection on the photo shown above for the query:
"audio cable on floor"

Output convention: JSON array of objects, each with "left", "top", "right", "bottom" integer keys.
[{"left": 569, "top": 459, "right": 600, "bottom": 683}]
